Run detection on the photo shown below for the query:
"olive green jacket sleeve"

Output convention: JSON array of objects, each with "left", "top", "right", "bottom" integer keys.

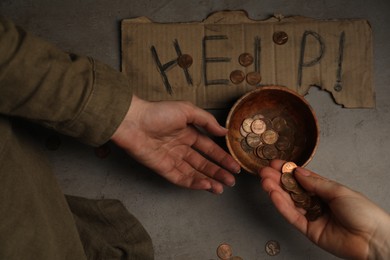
[{"left": 0, "top": 17, "right": 132, "bottom": 146}]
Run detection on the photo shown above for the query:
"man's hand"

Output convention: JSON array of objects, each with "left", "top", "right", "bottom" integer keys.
[
  {"left": 259, "top": 160, "right": 390, "bottom": 259},
  {"left": 112, "top": 95, "right": 241, "bottom": 194}
]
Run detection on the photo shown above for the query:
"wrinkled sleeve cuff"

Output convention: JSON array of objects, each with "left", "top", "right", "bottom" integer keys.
[{"left": 60, "top": 60, "right": 132, "bottom": 147}]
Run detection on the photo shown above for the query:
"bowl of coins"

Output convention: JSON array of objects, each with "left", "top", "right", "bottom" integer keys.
[{"left": 225, "top": 86, "right": 319, "bottom": 174}]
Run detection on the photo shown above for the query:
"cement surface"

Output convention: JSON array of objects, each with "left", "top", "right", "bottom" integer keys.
[{"left": 1, "top": 1, "right": 390, "bottom": 259}]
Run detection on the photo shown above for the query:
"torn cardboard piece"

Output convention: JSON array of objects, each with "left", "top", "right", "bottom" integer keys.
[{"left": 121, "top": 11, "right": 375, "bottom": 109}]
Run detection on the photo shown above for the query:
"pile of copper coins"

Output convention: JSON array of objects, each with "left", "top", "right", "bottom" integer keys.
[
  {"left": 239, "top": 113, "right": 297, "bottom": 164},
  {"left": 281, "top": 162, "right": 323, "bottom": 221}
]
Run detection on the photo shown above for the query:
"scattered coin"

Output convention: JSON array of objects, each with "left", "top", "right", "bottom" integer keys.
[
  {"left": 261, "top": 130, "right": 279, "bottom": 145},
  {"left": 251, "top": 119, "right": 267, "bottom": 135},
  {"left": 265, "top": 240, "right": 280, "bottom": 256},
  {"left": 238, "top": 52, "right": 254, "bottom": 67},
  {"left": 177, "top": 54, "right": 193, "bottom": 69},
  {"left": 242, "top": 118, "right": 254, "bottom": 133},
  {"left": 246, "top": 71, "right": 262, "bottom": 85},
  {"left": 281, "top": 172, "right": 298, "bottom": 191},
  {"left": 262, "top": 145, "right": 279, "bottom": 160},
  {"left": 246, "top": 133, "right": 262, "bottom": 148},
  {"left": 288, "top": 183, "right": 305, "bottom": 195},
  {"left": 255, "top": 145, "right": 267, "bottom": 160},
  {"left": 239, "top": 125, "right": 249, "bottom": 137},
  {"left": 291, "top": 191, "right": 310, "bottom": 206},
  {"left": 272, "top": 116, "right": 288, "bottom": 132},
  {"left": 240, "top": 138, "right": 253, "bottom": 153},
  {"left": 273, "top": 31, "right": 289, "bottom": 45},
  {"left": 230, "top": 70, "right": 245, "bottom": 84},
  {"left": 216, "top": 243, "right": 233, "bottom": 259},
  {"left": 261, "top": 117, "right": 273, "bottom": 129},
  {"left": 281, "top": 161, "right": 297, "bottom": 174}
]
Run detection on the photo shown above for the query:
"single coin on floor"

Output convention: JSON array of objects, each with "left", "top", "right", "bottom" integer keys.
[
  {"left": 265, "top": 240, "right": 280, "bottom": 256},
  {"left": 216, "top": 243, "right": 233, "bottom": 259}
]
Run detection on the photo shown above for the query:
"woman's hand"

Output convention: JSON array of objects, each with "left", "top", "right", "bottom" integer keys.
[{"left": 259, "top": 160, "right": 390, "bottom": 259}]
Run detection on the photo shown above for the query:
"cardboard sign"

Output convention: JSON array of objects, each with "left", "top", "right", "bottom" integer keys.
[{"left": 121, "top": 11, "right": 374, "bottom": 108}]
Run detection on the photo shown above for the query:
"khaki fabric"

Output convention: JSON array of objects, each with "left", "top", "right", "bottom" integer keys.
[
  {"left": 0, "top": 16, "right": 131, "bottom": 146},
  {"left": 67, "top": 196, "right": 154, "bottom": 260},
  {"left": 0, "top": 17, "right": 154, "bottom": 259},
  {"left": 0, "top": 118, "right": 87, "bottom": 260}
]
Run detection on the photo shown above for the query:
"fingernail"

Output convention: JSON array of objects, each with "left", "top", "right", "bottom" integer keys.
[
  {"left": 295, "top": 167, "right": 311, "bottom": 176},
  {"left": 206, "top": 188, "right": 223, "bottom": 194},
  {"left": 229, "top": 181, "right": 236, "bottom": 187},
  {"left": 236, "top": 168, "right": 241, "bottom": 174}
]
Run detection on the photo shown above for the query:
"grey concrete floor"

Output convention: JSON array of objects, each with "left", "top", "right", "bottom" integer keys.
[{"left": 1, "top": 0, "right": 390, "bottom": 259}]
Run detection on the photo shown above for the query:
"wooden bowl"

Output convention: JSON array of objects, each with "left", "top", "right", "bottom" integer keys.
[{"left": 226, "top": 86, "right": 319, "bottom": 174}]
